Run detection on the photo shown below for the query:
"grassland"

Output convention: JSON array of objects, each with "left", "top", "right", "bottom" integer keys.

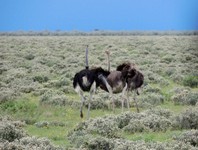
[{"left": 0, "top": 35, "right": 198, "bottom": 149}]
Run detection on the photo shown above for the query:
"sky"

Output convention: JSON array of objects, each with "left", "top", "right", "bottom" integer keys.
[{"left": 0, "top": 0, "right": 198, "bottom": 31}]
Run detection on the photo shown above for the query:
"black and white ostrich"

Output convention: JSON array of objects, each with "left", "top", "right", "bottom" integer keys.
[
  {"left": 99, "top": 51, "right": 144, "bottom": 113},
  {"left": 73, "top": 46, "right": 109, "bottom": 118}
]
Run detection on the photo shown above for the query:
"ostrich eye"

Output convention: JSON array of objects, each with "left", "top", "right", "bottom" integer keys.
[
  {"left": 127, "top": 73, "right": 132, "bottom": 77},
  {"left": 128, "top": 70, "right": 136, "bottom": 77}
]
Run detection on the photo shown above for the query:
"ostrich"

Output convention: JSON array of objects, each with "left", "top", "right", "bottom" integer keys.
[
  {"left": 116, "top": 62, "right": 144, "bottom": 112},
  {"left": 73, "top": 46, "right": 109, "bottom": 119},
  {"left": 99, "top": 51, "right": 144, "bottom": 113}
]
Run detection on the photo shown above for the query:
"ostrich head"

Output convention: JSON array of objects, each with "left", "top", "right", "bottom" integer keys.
[{"left": 116, "top": 62, "right": 136, "bottom": 71}]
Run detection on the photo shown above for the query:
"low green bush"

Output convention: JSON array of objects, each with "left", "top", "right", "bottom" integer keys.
[
  {"left": 173, "top": 107, "right": 198, "bottom": 129},
  {"left": 0, "top": 100, "right": 37, "bottom": 114},
  {"left": 0, "top": 117, "right": 62, "bottom": 149},
  {"left": 68, "top": 108, "right": 174, "bottom": 147},
  {"left": 139, "top": 93, "right": 164, "bottom": 108},
  {"left": 183, "top": 75, "right": 198, "bottom": 88},
  {"left": 0, "top": 88, "right": 17, "bottom": 103},
  {"left": 0, "top": 117, "right": 26, "bottom": 142},
  {"left": 174, "top": 130, "right": 198, "bottom": 147},
  {"left": 24, "top": 53, "right": 35, "bottom": 60},
  {"left": 171, "top": 90, "right": 198, "bottom": 106},
  {"left": 33, "top": 74, "right": 49, "bottom": 83},
  {"left": 82, "top": 136, "right": 196, "bottom": 150}
]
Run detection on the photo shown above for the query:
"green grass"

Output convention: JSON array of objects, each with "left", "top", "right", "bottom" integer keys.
[
  {"left": 25, "top": 125, "right": 71, "bottom": 148},
  {"left": 122, "top": 130, "right": 184, "bottom": 142},
  {"left": 160, "top": 101, "right": 189, "bottom": 114}
]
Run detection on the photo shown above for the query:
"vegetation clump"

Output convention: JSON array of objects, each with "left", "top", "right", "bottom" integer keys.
[
  {"left": 0, "top": 116, "right": 62, "bottom": 149},
  {"left": 174, "top": 130, "right": 198, "bottom": 147}
]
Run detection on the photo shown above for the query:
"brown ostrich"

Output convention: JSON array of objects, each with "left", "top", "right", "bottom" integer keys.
[
  {"left": 116, "top": 62, "right": 144, "bottom": 112},
  {"left": 99, "top": 51, "right": 144, "bottom": 112}
]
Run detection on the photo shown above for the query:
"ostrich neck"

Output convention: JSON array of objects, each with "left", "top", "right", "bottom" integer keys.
[
  {"left": 85, "top": 46, "right": 89, "bottom": 69},
  {"left": 107, "top": 54, "right": 110, "bottom": 71}
]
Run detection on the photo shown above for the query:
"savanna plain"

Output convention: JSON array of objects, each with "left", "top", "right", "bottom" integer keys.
[{"left": 0, "top": 35, "right": 198, "bottom": 149}]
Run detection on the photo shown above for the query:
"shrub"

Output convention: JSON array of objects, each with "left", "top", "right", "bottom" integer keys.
[
  {"left": 139, "top": 93, "right": 164, "bottom": 108},
  {"left": 170, "top": 73, "right": 184, "bottom": 83},
  {"left": 0, "top": 100, "right": 37, "bottom": 114},
  {"left": 81, "top": 136, "right": 197, "bottom": 150},
  {"left": 123, "top": 120, "right": 149, "bottom": 133},
  {"left": 0, "top": 117, "right": 62, "bottom": 149},
  {"left": 185, "top": 92, "right": 198, "bottom": 105},
  {"left": 35, "top": 121, "right": 49, "bottom": 128},
  {"left": 39, "top": 90, "right": 68, "bottom": 106},
  {"left": 141, "top": 114, "right": 172, "bottom": 132},
  {"left": 0, "top": 136, "right": 63, "bottom": 150},
  {"left": 143, "top": 85, "right": 161, "bottom": 94},
  {"left": 45, "top": 77, "right": 70, "bottom": 88},
  {"left": 69, "top": 108, "right": 174, "bottom": 147},
  {"left": 164, "top": 67, "right": 176, "bottom": 76},
  {"left": 122, "top": 111, "right": 172, "bottom": 133},
  {"left": 86, "top": 117, "right": 120, "bottom": 138},
  {"left": 115, "top": 112, "right": 145, "bottom": 129},
  {"left": 33, "top": 74, "right": 49, "bottom": 83},
  {"left": 144, "top": 107, "right": 173, "bottom": 119},
  {"left": 0, "top": 123, "right": 25, "bottom": 142},
  {"left": 173, "top": 107, "right": 198, "bottom": 129},
  {"left": 0, "top": 88, "right": 17, "bottom": 103},
  {"left": 174, "top": 130, "right": 198, "bottom": 147},
  {"left": 73, "top": 115, "right": 120, "bottom": 138},
  {"left": 161, "top": 55, "right": 174, "bottom": 63},
  {"left": 84, "top": 136, "right": 113, "bottom": 150},
  {"left": 24, "top": 53, "right": 35, "bottom": 60},
  {"left": 0, "top": 117, "right": 26, "bottom": 142},
  {"left": 183, "top": 75, "right": 198, "bottom": 88},
  {"left": 84, "top": 98, "right": 108, "bottom": 110},
  {"left": 171, "top": 90, "right": 198, "bottom": 105}
]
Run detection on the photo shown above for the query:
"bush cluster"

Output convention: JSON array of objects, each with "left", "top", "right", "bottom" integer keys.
[
  {"left": 139, "top": 93, "right": 164, "bottom": 108},
  {"left": 82, "top": 136, "right": 197, "bottom": 150},
  {"left": 0, "top": 117, "right": 26, "bottom": 142},
  {"left": 0, "top": 88, "right": 18, "bottom": 103},
  {"left": 39, "top": 90, "right": 68, "bottom": 106},
  {"left": 122, "top": 108, "right": 172, "bottom": 133},
  {"left": 39, "top": 90, "right": 110, "bottom": 110},
  {"left": 137, "top": 85, "right": 165, "bottom": 108},
  {"left": 183, "top": 75, "right": 198, "bottom": 88},
  {"left": 35, "top": 121, "right": 66, "bottom": 128},
  {"left": 171, "top": 88, "right": 198, "bottom": 105},
  {"left": 0, "top": 116, "right": 62, "bottom": 149},
  {"left": 0, "top": 136, "right": 63, "bottom": 150},
  {"left": 174, "top": 130, "right": 198, "bottom": 147},
  {"left": 69, "top": 107, "right": 198, "bottom": 148},
  {"left": 173, "top": 107, "right": 198, "bottom": 129},
  {"left": 68, "top": 108, "right": 175, "bottom": 148}
]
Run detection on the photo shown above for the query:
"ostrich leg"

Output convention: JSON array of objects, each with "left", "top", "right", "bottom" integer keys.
[
  {"left": 98, "top": 74, "right": 114, "bottom": 112},
  {"left": 79, "top": 90, "right": 85, "bottom": 118},
  {"left": 121, "top": 84, "right": 128, "bottom": 112},
  {"left": 126, "top": 90, "right": 130, "bottom": 110},
  {"left": 87, "top": 81, "right": 96, "bottom": 119},
  {"left": 133, "top": 89, "right": 139, "bottom": 113}
]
